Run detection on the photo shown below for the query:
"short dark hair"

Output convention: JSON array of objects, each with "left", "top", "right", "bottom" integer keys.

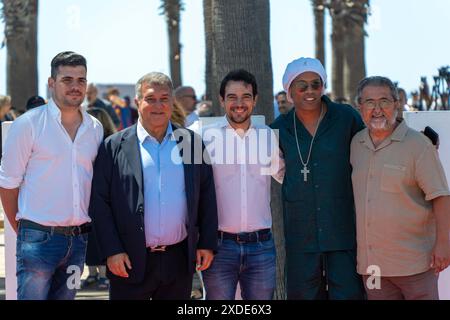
[
  {"left": 219, "top": 69, "right": 258, "bottom": 99},
  {"left": 275, "top": 91, "right": 287, "bottom": 99},
  {"left": 51, "top": 51, "right": 87, "bottom": 79},
  {"left": 25, "top": 95, "right": 46, "bottom": 110}
]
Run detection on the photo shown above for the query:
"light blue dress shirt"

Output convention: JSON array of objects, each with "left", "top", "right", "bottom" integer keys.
[{"left": 136, "top": 121, "right": 188, "bottom": 247}]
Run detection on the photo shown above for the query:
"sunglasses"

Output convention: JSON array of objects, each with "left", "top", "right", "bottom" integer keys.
[{"left": 292, "top": 80, "right": 322, "bottom": 92}]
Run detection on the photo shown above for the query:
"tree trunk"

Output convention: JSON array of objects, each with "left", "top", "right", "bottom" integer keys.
[
  {"left": 3, "top": 0, "right": 38, "bottom": 114},
  {"left": 331, "top": 14, "right": 345, "bottom": 100},
  {"left": 203, "top": 0, "right": 213, "bottom": 103},
  {"left": 343, "top": 0, "right": 368, "bottom": 105},
  {"left": 312, "top": 0, "right": 325, "bottom": 69},
  {"left": 161, "top": 0, "right": 182, "bottom": 89},
  {"left": 328, "top": 0, "right": 369, "bottom": 103},
  {"left": 206, "top": 0, "right": 274, "bottom": 122},
  {"left": 271, "top": 178, "right": 285, "bottom": 300}
]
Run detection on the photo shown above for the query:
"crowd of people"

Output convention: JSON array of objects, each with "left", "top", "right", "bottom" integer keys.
[{"left": 0, "top": 51, "right": 449, "bottom": 301}]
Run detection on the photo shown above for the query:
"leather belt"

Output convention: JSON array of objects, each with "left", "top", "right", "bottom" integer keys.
[
  {"left": 19, "top": 219, "right": 91, "bottom": 236},
  {"left": 219, "top": 228, "right": 271, "bottom": 243},
  {"left": 147, "top": 239, "right": 186, "bottom": 253}
]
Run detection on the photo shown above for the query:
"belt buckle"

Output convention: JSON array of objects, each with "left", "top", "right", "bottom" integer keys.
[
  {"left": 236, "top": 234, "right": 246, "bottom": 244},
  {"left": 150, "top": 245, "right": 167, "bottom": 252},
  {"left": 71, "top": 226, "right": 82, "bottom": 236}
]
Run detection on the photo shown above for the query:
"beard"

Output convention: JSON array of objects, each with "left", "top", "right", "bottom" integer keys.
[
  {"left": 54, "top": 90, "right": 84, "bottom": 108},
  {"left": 227, "top": 105, "right": 251, "bottom": 124},
  {"left": 64, "top": 97, "right": 83, "bottom": 107},
  {"left": 368, "top": 116, "right": 396, "bottom": 133},
  {"left": 229, "top": 112, "right": 251, "bottom": 124}
]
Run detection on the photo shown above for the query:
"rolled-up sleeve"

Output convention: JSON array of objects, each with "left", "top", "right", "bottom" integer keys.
[{"left": 0, "top": 116, "right": 34, "bottom": 189}]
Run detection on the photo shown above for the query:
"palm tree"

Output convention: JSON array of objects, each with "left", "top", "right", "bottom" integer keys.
[
  {"left": 1, "top": 0, "right": 38, "bottom": 114},
  {"left": 328, "top": 0, "right": 345, "bottom": 100},
  {"left": 203, "top": 0, "right": 274, "bottom": 122},
  {"left": 327, "top": 0, "right": 369, "bottom": 103},
  {"left": 160, "top": 0, "right": 183, "bottom": 89},
  {"left": 342, "top": 0, "right": 369, "bottom": 104},
  {"left": 312, "top": 0, "right": 326, "bottom": 68},
  {"left": 203, "top": 0, "right": 213, "bottom": 102}
]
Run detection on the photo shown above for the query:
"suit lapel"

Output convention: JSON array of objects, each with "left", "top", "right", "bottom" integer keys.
[
  {"left": 121, "top": 125, "right": 144, "bottom": 203},
  {"left": 174, "top": 125, "right": 194, "bottom": 222}
]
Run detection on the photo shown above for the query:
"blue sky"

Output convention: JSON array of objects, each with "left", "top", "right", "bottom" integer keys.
[{"left": 0, "top": 0, "right": 449, "bottom": 100}]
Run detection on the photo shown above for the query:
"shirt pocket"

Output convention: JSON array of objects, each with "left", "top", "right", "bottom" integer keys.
[
  {"left": 380, "top": 164, "right": 406, "bottom": 193},
  {"left": 18, "top": 228, "right": 51, "bottom": 244}
]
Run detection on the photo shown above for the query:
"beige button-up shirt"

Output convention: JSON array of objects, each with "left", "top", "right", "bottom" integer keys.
[{"left": 350, "top": 120, "right": 450, "bottom": 276}]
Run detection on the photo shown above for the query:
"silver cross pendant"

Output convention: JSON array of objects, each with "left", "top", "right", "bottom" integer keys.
[{"left": 301, "top": 166, "right": 310, "bottom": 182}]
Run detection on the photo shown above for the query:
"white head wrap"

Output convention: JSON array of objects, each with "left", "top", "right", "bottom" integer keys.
[{"left": 282, "top": 57, "right": 327, "bottom": 103}]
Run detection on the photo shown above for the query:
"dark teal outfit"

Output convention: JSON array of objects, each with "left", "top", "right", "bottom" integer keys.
[{"left": 271, "top": 95, "right": 365, "bottom": 299}]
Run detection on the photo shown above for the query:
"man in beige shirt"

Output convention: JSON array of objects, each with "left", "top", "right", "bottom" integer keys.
[{"left": 350, "top": 76, "right": 450, "bottom": 300}]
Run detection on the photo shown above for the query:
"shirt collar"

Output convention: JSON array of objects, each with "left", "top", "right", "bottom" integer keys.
[
  {"left": 137, "top": 119, "right": 176, "bottom": 144},
  {"left": 219, "top": 115, "right": 258, "bottom": 130},
  {"left": 48, "top": 98, "right": 91, "bottom": 127},
  {"left": 359, "top": 119, "right": 409, "bottom": 149},
  {"left": 390, "top": 119, "right": 409, "bottom": 141},
  {"left": 48, "top": 98, "right": 61, "bottom": 119}
]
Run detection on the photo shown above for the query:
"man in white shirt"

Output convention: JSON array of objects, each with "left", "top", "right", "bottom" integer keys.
[
  {"left": 0, "top": 51, "right": 103, "bottom": 300},
  {"left": 201, "top": 69, "right": 284, "bottom": 300}
]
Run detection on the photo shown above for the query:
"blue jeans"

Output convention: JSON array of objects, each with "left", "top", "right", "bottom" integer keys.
[
  {"left": 202, "top": 235, "right": 276, "bottom": 300},
  {"left": 16, "top": 225, "right": 88, "bottom": 300}
]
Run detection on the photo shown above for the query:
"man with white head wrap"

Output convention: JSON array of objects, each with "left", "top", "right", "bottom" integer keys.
[{"left": 270, "top": 57, "right": 366, "bottom": 299}]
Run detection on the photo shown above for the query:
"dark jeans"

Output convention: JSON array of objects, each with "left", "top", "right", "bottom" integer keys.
[
  {"left": 203, "top": 236, "right": 276, "bottom": 300},
  {"left": 16, "top": 225, "right": 88, "bottom": 300}
]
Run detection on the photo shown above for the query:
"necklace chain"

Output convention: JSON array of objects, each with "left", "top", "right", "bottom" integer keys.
[{"left": 293, "top": 104, "right": 325, "bottom": 168}]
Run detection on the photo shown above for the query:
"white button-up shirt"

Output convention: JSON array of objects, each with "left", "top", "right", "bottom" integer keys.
[
  {"left": 202, "top": 116, "right": 284, "bottom": 233},
  {"left": 0, "top": 99, "right": 103, "bottom": 226}
]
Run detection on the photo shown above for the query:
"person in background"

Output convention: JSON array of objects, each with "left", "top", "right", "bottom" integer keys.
[
  {"left": 171, "top": 101, "right": 187, "bottom": 128},
  {"left": 275, "top": 90, "right": 294, "bottom": 115},
  {"left": 86, "top": 83, "right": 121, "bottom": 128},
  {"left": 175, "top": 86, "right": 199, "bottom": 127},
  {"left": 106, "top": 88, "right": 133, "bottom": 130},
  {"left": 124, "top": 96, "right": 139, "bottom": 124},
  {"left": 87, "top": 108, "right": 117, "bottom": 140},
  {"left": 0, "top": 95, "right": 16, "bottom": 160},
  {"left": 0, "top": 95, "right": 15, "bottom": 122},
  {"left": 25, "top": 95, "right": 46, "bottom": 111},
  {"left": 396, "top": 88, "right": 410, "bottom": 120},
  {"left": 196, "top": 100, "right": 214, "bottom": 117}
]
